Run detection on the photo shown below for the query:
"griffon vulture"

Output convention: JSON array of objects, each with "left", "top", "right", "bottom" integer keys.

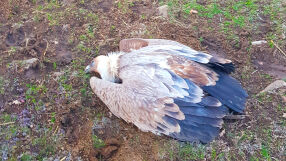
[{"left": 85, "top": 38, "right": 248, "bottom": 143}]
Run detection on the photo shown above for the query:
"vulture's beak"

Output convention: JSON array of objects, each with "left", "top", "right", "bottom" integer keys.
[{"left": 85, "top": 61, "right": 95, "bottom": 73}]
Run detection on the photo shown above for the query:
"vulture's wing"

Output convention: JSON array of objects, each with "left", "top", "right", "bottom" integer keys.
[
  {"left": 90, "top": 51, "right": 247, "bottom": 143},
  {"left": 119, "top": 39, "right": 247, "bottom": 112},
  {"left": 120, "top": 38, "right": 234, "bottom": 74}
]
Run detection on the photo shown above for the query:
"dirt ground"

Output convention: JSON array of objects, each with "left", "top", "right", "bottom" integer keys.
[{"left": 0, "top": 0, "right": 285, "bottom": 161}]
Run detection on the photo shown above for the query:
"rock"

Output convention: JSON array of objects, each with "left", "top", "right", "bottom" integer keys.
[
  {"left": 260, "top": 80, "right": 286, "bottom": 93},
  {"left": 157, "top": 5, "right": 168, "bottom": 18},
  {"left": 189, "top": 9, "right": 198, "bottom": 14},
  {"left": 282, "top": 96, "right": 286, "bottom": 103},
  {"left": 10, "top": 58, "right": 39, "bottom": 72},
  {"left": 251, "top": 40, "right": 267, "bottom": 45},
  {"left": 22, "top": 58, "right": 39, "bottom": 69}
]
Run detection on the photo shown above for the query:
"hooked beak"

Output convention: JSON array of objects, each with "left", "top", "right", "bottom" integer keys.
[{"left": 85, "top": 61, "right": 95, "bottom": 73}]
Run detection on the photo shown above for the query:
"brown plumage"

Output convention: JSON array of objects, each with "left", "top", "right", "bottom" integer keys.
[{"left": 85, "top": 38, "right": 248, "bottom": 143}]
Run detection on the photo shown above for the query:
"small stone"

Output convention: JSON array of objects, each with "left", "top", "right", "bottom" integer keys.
[
  {"left": 12, "top": 100, "right": 21, "bottom": 105},
  {"left": 22, "top": 58, "right": 39, "bottom": 69},
  {"left": 157, "top": 5, "right": 168, "bottom": 18},
  {"left": 190, "top": 9, "right": 198, "bottom": 14},
  {"left": 282, "top": 96, "right": 286, "bottom": 103},
  {"left": 260, "top": 80, "right": 286, "bottom": 93},
  {"left": 10, "top": 58, "right": 39, "bottom": 72},
  {"left": 283, "top": 113, "right": 286, "bottom": 118},
  {"left": 251, "top": 40, "right": 267, "bottom": 45}
]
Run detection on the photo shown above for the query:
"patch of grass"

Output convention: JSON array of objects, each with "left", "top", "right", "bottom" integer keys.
[
  {"left": 20, "top": 153, "right": 32, "bottom": 161},
  {"left": 31, "top": 127, "right": 59, "bottom": 161},
  {"left": 260, "top": 73, "right": 272, "bottom": 80},
  {"left": 164, "top": 0, "right": 286, "bottom": 46},
  {"left": 0, "top": 114, "right": 18, "bottom": 140},
  {"left": 0, "top": 76, "right": 5, "bottom": 94},
  {"left": 50, "top": 112, "right": 56, "bottom": 124},
  {"left": 178, "top": 143, "right": 206, "bottom": 161},
  {"left": 76, "top": 41, "right": 92, "bottom": 53},
  {"left": 92, "top": 135, "right": 105, "bottom": 149},
  {"left": 116, "top": 0, "right": 134, "bottom": 13},
  {"left": 25, "top": 84, "right": 47, "bottom": 110},
  {"left": 53, "top": 62, "right": 57, "bottom": 70},
  {"left": 158, "top": 141, "right": 207, "bottom": 161},
  {"left": 260, "top": 144, "right": 271, "bottom": 160},
  {"left": 46, "top": 13, "right": 59, "bottom": 26}
]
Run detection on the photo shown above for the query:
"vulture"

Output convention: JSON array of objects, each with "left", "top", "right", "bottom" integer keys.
[{"left": 85, "top": 38, "right": 248, "bottom": 143}]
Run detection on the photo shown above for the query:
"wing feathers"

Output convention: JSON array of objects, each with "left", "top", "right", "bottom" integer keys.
[{"left": 202, "top": 72, "right": 248, "bottom": 113}]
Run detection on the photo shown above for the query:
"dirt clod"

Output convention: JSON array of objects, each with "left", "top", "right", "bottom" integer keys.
[{"left": 100, "top": 145, "right": 118, "bottom": 159}]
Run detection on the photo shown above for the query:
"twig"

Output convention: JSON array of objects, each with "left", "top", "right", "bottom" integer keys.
[
  {"left": 60, "top": 156, "right": 66, "bottom": 161},
  {"left": 271, "top": 40, "right": 286, "bottom": 57},
  {"left": 0, "top": 122, "right": 15, "bottom": 126},
  {"left": 53, "top": 126, "right": 59, "bottom": 135},
  {"left": 224, "top": 115, "right": 248, "bottom": 120},
  {"left": 251, "top": 70, "right": 258, "bottom": 74},
  {"left": 43, "top": 39, "right": 49, "bottom": 57},
  {"left": 25, "top": 38, "right": 30, "bottom": 47}
]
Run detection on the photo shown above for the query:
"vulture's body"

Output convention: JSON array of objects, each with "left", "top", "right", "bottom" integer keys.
[{"left": 86, "top": 38, "right": 248, "bottom": 143}]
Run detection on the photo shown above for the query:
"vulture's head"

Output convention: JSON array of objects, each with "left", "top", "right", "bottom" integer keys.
[{"left": 85, "top": 54, "right": 122, "bottom": 83}]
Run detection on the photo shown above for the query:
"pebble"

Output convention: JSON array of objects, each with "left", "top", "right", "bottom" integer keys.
[
  {"left": 251, "top": 40, "right": 267, "bottom": 45},
  {"left": 157, "top": 5, "right": 168, "bottom": 18}
]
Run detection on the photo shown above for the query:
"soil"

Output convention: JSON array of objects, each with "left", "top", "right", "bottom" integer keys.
[{"left": 0, "top": 0, "right": 285, "bottom": 161}]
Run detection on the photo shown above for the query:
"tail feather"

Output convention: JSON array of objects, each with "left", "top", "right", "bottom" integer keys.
[
  {"left": 202, "top": 72, "right": 248, "bottom": 113},
  {"left": 205, "top": 56, "right": 235, "bottom": 74}
]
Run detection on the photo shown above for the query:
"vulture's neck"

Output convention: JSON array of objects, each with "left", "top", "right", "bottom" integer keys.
[{"left": 99, "top": 52, "right": 124, "bottom": 82}]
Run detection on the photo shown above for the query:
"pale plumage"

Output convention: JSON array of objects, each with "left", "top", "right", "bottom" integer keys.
[{"left": 85, "top": 38, "right": 248, "bottom": 143}]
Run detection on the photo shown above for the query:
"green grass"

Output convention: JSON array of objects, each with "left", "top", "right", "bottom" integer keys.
[
  {"left": 20, "top": 153, "right": 32, "bottom": 161},
  {"left": 163, "top": 0, "right": 285, "bottom": 46},
  {"left": 158, "top": 141, "right": 207, "bottom": 161},
  {"left": 25, "top": 84, "right": 47, "bottom": 107},
  {"left": 178, "top": 144, "right": 206, "bottom": 160},
  {"left": 92, "top": 135, "right": 105, "bottom": 149},
  {"left": 0, "top": 76, "right": 5, "bottom": 94}
]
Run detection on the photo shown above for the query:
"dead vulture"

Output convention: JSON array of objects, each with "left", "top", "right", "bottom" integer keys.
[{"left": 85, "top": 38, "right": 248, "bottom": 143}]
